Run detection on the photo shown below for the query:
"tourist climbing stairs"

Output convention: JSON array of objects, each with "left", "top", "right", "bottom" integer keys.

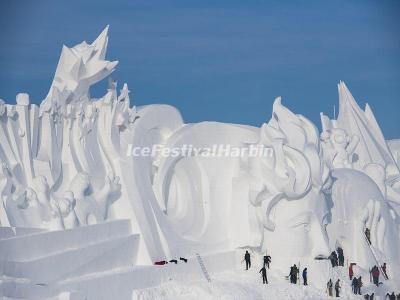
[
  {"left": 196, "top": 253, "right": 212, "bottom": 283},
  {"left": 364, "top": 233, "right": 388, "bottom": 280}
]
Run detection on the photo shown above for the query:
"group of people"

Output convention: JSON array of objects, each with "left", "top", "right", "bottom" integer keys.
[
  {"left": 351, "top": 276, "right": 363, "bottom": 295},
  {"left": 327, "top": 279, "right": 341, "bottom": 297},
  {"left": 287, "top": 264, "right": 308, "bottom": 286},
  {"left": 348, "top": 262, "right": 363, "bottom": 295},
  {"left": 329, "top": 247, "right": 345, "bottom": 268},
  {"left": 243, "top": 251, "right": 271, "bottom": 284},
  {"left": 243, "top": 249, "right": 395, "bottom": 298},
  {"left": 384, "top": 292, "right": 400, "bottom": 300},
  {"left": 363, "top": 292, "right": 400, "bottom": 300}
]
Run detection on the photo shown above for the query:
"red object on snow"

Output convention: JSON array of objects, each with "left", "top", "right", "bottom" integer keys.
[{"left": 154, "top": 260, "right": 168, "bottom": 265}]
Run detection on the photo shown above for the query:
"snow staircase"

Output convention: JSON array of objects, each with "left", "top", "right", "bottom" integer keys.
[
  {"left": 364, "top": 232, "right": 388, "bottom": 280},
  {"left": 195, "top": 253, "right": 211, "bottom": 283}
]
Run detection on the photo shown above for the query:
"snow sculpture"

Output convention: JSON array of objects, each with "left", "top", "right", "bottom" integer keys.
[
  {"left": 59, "top": 191, "right": 80, "bottom": 229},
  {"left": 70, "top": 172, "right": 121, "bottom": 225},
  {"left": 42, "top": 26, "right": 118, "bottom": 110},
  {"left": 0, "top": 27, "right": 399, "bottom": 292},
  {"left": 244, "top": 98, "right": 332, "bottom": 281},
  {"left": 328, "top": 168, "right": 400, "bottom": 278},
  {"left": 320, "top": 128, "right": 359, "bottom": 169},
  {"left": 0, "top": 27, "right": 130, "bottom": 230}
]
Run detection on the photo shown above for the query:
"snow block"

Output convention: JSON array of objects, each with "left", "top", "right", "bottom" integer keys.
[
  {"left": 1, "top": 234, "right": 139, "bottom": 283},
  {"left": 0, "top": 220, "right": 131, "bottom": 261},
  {"left": 0, "top": 227, "right": 46, "bottom": 240}
]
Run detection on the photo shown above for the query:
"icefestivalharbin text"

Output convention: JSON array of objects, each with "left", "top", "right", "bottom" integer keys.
[{"left": 125, "top": 144, "right": 274, "bottom": 157}]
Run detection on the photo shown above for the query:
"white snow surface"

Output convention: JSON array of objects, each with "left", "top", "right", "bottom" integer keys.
[{"left": 133, "top": 253, "right": 398, "bottom": 300}]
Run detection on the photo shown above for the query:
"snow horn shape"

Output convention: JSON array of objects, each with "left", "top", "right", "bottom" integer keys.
[{"left": 41, "top": 26, "right": 118, "bottom": 114}]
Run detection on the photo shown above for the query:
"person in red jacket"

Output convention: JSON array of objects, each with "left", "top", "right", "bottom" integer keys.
[
  {"left": 371, "top": 265, "right": 380, "bottom": 286},
  {"left": 349, "top": 263, "right": 355, "bottom": 280}
]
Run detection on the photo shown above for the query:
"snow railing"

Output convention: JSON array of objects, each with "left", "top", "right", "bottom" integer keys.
[
  {"left": 196, "top": 253, "right": 212, "bottom": 283},
  {"left": 364, "top": 233, "right": 388, "bottom": 280}
]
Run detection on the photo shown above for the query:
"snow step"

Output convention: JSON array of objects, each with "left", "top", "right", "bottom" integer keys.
[{"left": 195, "top": 253, "right": 211, "bottom": 283}]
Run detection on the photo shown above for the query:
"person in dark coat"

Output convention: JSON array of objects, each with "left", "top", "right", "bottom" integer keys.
[
  {"left": 264, "top": 255, "right": 271, "bottom": 269},
  {"left": 289, "top": 265, "right": 299, "bottom": 284},
  {"left": 365, "top": 228, "right": 371, "bottom": 244},
  {"left": 259, "top": 266, "right": 268, "bottom": 284},
  {"left": 335, "top": 279, "right": 341, "bottom": 297},
  {"left": 351, "top": 277, "right": 358, "bottom": 294},
  {"left": 329, "top": 251, "right": 338, "bottom": 267},
  {"left": 357, "top": 276, "right": 363, "bottom": 295},
  {"left": 302, "top": 268, "right": 308, "bottom": 285},
  {"left": 244, "top": 250, "right": 251, "bottom": 270},
  {"left": 386, "top": 292, "right": 396, "bottom": 300},
  {"left": 381, "top": 262, "right": 388, "bottom": 279},
  {"left": 337, "top": 247, "right": 344, "bottom": 266},
  {"left": 365, "top": 293, "right": 375, "bottom": 300}
]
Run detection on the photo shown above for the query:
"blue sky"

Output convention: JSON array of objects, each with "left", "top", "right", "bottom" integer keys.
[{"left": 0, "top": 0, "right": 399, "bottom": 138}]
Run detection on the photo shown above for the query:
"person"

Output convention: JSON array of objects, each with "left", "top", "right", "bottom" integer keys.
[
  {"left": 365, "top": 228, "right": 371, "bottom": 244},
  {"left": 335, "top": 279, "right": 341, "bottom": 297},
  {"left": 371, "top": 265, "right": 380, "bottom": 286},
  {"left": 289, "top": 264, "right": 299, "bottom": 284},
  {"left": 264, "top": 255, "right": 271, "bottom": 269},
  {"left": 244, "top": 250, "right": 251, "bottom": 270},
  {"left": 357, "top": 276, "right": 363, "bottom": 295},
  {"left": 381, "top": 262, "right": 388, "bottom": 279},
  {"left": 337, "top": 247, "right": 344, "bottom": 267},
  {"left": 386, "top": 292, "right": 396, "bottom": 300},
  {"left": 370, "top": 293, "right": 374, "bottom": 300},
  {"left": 351, "top": 277, "right": 358, "bottom": 294},
  {"left": 293, "top": 264, "right": 299, "bottom": 284},
  {"left": 327, "top": 279, "right": 333, "bottom": 297},
  {"left": 349, "top": 263, "right": 355, "bottom": 280},
  {"left": 302, "top": 268, "right": 308, "bottom": 285},
  {"left": 329, "top": 251, "right": 338, "bottom": 267},
  {"left": 259, "top": 266, "right": 268, "bottom": 284}
]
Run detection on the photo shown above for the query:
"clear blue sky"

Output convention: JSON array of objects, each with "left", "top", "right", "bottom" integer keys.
[{"left": 0, "top": 0, "right": 399, "bottom": 138}]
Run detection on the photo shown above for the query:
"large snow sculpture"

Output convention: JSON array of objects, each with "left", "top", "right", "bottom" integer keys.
[
  {"left": 0, "top": 28, "right": 132, "bottom": 231},
  {"left": 0, "top": 27, "right": 399, "bottom": 288},
  {"left": 243, "top": 98, "right": 332, "bottom": 282}
]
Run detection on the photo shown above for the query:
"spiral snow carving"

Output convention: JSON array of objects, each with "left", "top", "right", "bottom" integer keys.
[{"left": 1, "top": 28, "right": 400, "bottom": 295}]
